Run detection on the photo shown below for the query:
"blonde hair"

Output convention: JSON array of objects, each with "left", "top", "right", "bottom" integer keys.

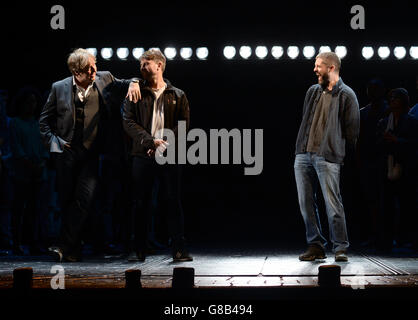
[
  {"left": 139, "top": 49, "right": 166, "bottom": 72},
  {"left": 67, "top": 48, "right": 96, "bottom": 74},
  {"left": 316, "top": 52, "right": 341, "bottom": 72}
]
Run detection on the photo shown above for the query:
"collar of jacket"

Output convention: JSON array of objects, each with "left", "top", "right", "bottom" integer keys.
[
  {"left": 318, "top": 77, "right": 345, "bottom": 96},
  {"left": 142, "top": 78, "right": 174, "bottom": 93}
]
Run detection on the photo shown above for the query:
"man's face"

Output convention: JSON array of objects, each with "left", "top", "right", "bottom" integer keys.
[
  {"left": 140, "top": 58, "right": 161, "bottom": 80},
  {"left": 75, "top": 56, "right": 97, "bottom": 85},
  {"left": 389, "top": 96, "right": 404, "bottom": 113},
  {"left": 314, "top": 58, "right": 331, "bottom": 88}
]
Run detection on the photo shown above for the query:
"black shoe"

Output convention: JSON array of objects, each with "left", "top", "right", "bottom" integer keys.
[
  {"left": 299, "top": 244, "right": 327, "bottom": 261},
  {"left": 173, "top": 250, "right": 193, "bottom": 262},
  {"left": 335, "top": 250, "right": 348, "bottom": 262},
  {"left": 48, "top": 246, "right": 63, "bottom": 262},
  {"left": 127, "top": 251, "right": 146, "bottom": 262}
]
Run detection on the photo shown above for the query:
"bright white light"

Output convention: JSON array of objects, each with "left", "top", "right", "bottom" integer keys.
[
  {"left": 303, "top": 46, "right": 316, "bottom": 59},
  {"left": 132, "top": 48, "right": 144, "bottom": 59},
  {"left": 239, "top": 46, "right": 252, "bottom": 59},
  {"left": 180, "top": 47, "right": 193, "bottom": 60},
  {"left": 86, "top": 48, "right": 97, "bottom": 57},
  {"left": 335, "top": 46, "right": 347, "bottom": 59},
  {"left": 362, "top": 46, "right": 374, "bottom": 59},
  {"left": 377, "top": 46, "right": 390, "bottom": 59},
  {"left": 271, "top": 46, "right": 284, "bottom": 59},
  {"left": 223, "top": 46, "right": 236, "bottom": 59},
  {"left": 319, "top": 46, "right": 331, "bottom": 53},
  {"left": 410, "top": 46, "right": 418, "bottom": 59},
  {"left": 196, "top": 47, "right": 209, "bottom": 60},
  {"left": 255, "top": 46, "right": 268, "bottom": 59},
  {"left": 394, "top": 46, "right": 406, "bottom": 59},
  {"left": 164, "top": 47, "right": 177, "bottom": 60},
  {"left": 116, "top": 47, "right": 129, "bottom": 60},
  {"left": 101, "top": 48, "right": 113, "bottom": 60},
  {"left": 287, "top": 46, "right": 299, "bottom": 59}
]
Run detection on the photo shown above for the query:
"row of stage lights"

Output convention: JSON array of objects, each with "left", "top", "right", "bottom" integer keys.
[{"left": 86, "top": 46, "right": 418, "bottom": 61}]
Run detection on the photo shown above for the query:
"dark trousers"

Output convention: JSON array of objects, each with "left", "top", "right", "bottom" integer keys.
[
  {"left": 55, "top": 146, "right": 99, "bottom": 255},
  {"left": 131, "top": 156, "right": 185, "bottom": 253},
  {"left": 12, "top": 177, "right": 48, "bottom": 249}
]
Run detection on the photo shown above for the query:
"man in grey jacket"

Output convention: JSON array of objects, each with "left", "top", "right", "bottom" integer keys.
[
  {"left": 294, "top": 51, "right": 360, "bottom": 262},
  {"left": 40, "top": 48, "right": 140, "bottom": 262}
]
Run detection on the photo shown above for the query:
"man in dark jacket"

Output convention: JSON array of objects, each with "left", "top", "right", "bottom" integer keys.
[
  {"left": 40, "top": 48, "right": 140, "bottom": 262},
  {"left": 122, "top": 49, "right": 192, "bottom": 262},
  {"left": 294, "top": 51, "right": 360, "bottom": 262}
]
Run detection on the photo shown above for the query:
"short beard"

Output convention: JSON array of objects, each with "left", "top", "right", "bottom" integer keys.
[{"left": 319, "top": 73, "right": 330, "bottom": 90}]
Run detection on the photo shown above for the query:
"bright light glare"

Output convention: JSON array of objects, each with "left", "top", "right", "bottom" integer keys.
[
  {"left": 196, "top": 47, "right": 209, "bottom": 60},
  {"left": 101, "top": 48, "right": 113, "bottom": 60},
  {"left": 303, "top": 46, "right": 315, "bottom": 59},
  {"left": 287, "top": 46, "right": 299, "bottom": 59},
  {"left": 239, "top": 46, "right": 252, "bottom": 59},
  {"left": 180, "top": 47, "right": 193, "bottom": 60},
  {"left": 271, "top": 46, "right": 284, "bottom": 59},
  {"left": 377, "top": 46, "right": 390, "bottom": 59},
  {"left": 223, "top": 46, "right": 236, "bottom": 59},
  {"left": 394, "top": 46, "right": 406, "bottom": 59},
  {"left": 362, "top": 46, "right": 374, "bottom": 59},
  {"left": 116, "top": 47, "right": 129, "bottom": 60}
]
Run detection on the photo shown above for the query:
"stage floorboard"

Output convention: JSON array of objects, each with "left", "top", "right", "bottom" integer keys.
[{"left": 1, "top": 246, "right": 417, "bottom": 289}]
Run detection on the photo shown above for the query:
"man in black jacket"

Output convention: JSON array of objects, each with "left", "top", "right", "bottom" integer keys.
[
  {"left": 40, "top": 48, "right": 140, "bottom": 262},
  {"left": 122, "top": 49, "right": 192, "bottom": 262},
  {"left": 294, "top": 52, "right": 360, "bottom": 262}
]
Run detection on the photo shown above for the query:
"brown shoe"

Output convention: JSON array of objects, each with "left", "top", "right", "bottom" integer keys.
[
  {"left": 299, "top": 244, "right": 327, "bottom": 261},
  {"left": 335, "top": 250, "right": 348, "bottom": 262}
]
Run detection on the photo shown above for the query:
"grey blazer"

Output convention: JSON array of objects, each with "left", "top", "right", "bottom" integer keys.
[{"left": 40, "top": 71, "right": 131, "bottom": 151}]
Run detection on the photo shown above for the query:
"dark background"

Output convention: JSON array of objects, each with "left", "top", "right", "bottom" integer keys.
[{"left": 1, "top": 1, "right": 417, "bottom": 247}]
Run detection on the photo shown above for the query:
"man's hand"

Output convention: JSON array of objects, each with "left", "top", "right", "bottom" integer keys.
[
  {"left": 147, "top": 149, "right": 155, "bottom": 157},
  {"left": 154, "top": 138, "right": 168, "bottom": 148},
  {"left": 127, "top": 81, "right": 141, "bottom": 103}
]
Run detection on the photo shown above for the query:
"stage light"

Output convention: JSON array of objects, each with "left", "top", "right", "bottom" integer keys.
[
  {"left": 223, "top": 46, "right": 236, "bottom": 59},
  {"left": 86, "top": 48, "right": 97, "bottom": 57},
  {"left": 180, "top": 47, "right": 193, "bottom": 60},
  {"left": 116, "top": 47, "right": 129, "bottom": 60},
  {"left": 335, "top": 46, "right": 347, "bottom": 59},
  {"left": 172, "top": 267, "right": 195, "bottom": 289},
  {"left": 318, "top": 265, "right": 341, "bottom": 288},
  {"left": 410, "top": 46, "right": 418, "bottom": 59},
  {"left": 319, "top": 46, "right": 331, "bottom": 53},
  {"left": 125, "top": 269, "right": 142, "bottom": 289},
  {"left": 377, "top": 46, "right": 390, "bottom": 59},
  {"left": 287, "top": 46, "right": 299, "bottom": 59},
  {"left": 100, "top": 48, "right": 113, "bottom": 60},
  {"left": 362, "top": 46, "right": 374, "bottom": 59},
  {"left": 302, "top": 46, "right": 315, "bottom": 59},
  {"left": 239, "top": 46, "right": 252, "bottom": 59},
  {"left": 271, "top": 46, "right": 284, "bottom": 59},
  {"left": 13, "top": 267, "right": 33, "bottom": 290},
  {"left": 394, "top": 46, "right": 406, "bottom": 59},
  {"left": 132, "top": 47, "right": 144, "bottom": 59},
  {"left": 164, "top": 47, "right": 177, "bottom": 60},
  {"left": 196, "top": 47, "right": 209, "bottom": 60},
  {"left": 255, "top": 46, "right": 268, "bottom": 59}
]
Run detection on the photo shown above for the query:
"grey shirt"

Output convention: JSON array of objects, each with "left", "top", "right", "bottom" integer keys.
[{"left": 306, "top": 90, "right": 332, "bottom": 153}]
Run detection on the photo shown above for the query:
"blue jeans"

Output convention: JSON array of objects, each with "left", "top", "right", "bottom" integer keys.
[{"left": 294, "top": 153, "right": 349, "bottom": 252}]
